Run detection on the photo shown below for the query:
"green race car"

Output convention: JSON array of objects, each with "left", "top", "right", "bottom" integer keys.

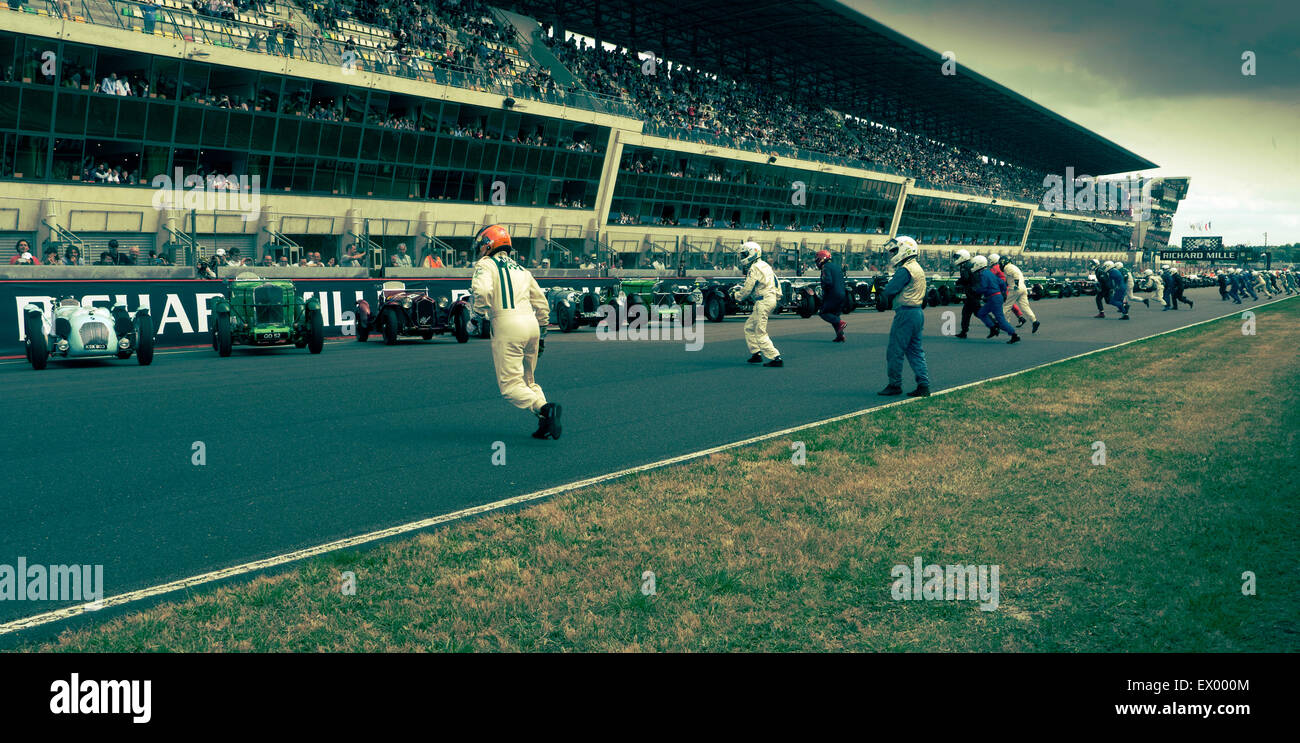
[{"left": 207, "top": 272, "right": 325, "bottom": 356}]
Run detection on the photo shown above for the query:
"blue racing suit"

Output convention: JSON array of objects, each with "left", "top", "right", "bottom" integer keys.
[
  {"left": 973, "top": 268, "right": 1015, "bottom": 335},
  {"left": 1107, "top": 267, "right": 1128, "bottom": 312}
]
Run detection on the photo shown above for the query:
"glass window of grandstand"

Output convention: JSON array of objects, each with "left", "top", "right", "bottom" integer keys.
[{"left": 897, "top": 197, "right": 1029, "bottom": 247}]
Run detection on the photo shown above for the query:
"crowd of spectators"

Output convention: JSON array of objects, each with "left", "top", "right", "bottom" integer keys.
[
  {"left": 543, "top": 32, "right": 1052, "bottom": 203},
  {"left": 304, "top": 0, "right": 552, "bottom": 86}
]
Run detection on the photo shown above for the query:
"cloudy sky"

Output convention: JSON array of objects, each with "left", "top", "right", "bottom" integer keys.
[{"left": 849, "top": 0, "right": 1300, "bottom": 246}]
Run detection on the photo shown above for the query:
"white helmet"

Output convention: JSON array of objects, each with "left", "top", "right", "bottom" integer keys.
[
  {"left": 1170, "top": 267, "right": 1180, "bottom": 274},
  {"left": 970, "top": 255, "right": 989, "bottom": 270},
  {"left": 886, "top": 236, "right": 919, "bottom": 267},
  {"left": 1143, "top": 269, "right": 1153, "bottom": 276},
  {"left": 1102, "top": 260, "right": 1114, "bottom": 270},
  {"left": 988, "top": 253, "right": 1001, "bottom": 264},
  {"left": 1161, "top": 264, "right": 1170, "bottom": 270},
  {"left": 737, "top": 241, "right": 761, "bottom": 269},
  {"left": 1115, "top": 261, "right": 1124, "bottom": 269},
  {"left": 952, "top": 248, "right": 971, "bottom": 266}
]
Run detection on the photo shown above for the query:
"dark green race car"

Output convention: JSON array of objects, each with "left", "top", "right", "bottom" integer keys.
[{"left": 207, "top": 272, "right": 325, "bottom": 356}]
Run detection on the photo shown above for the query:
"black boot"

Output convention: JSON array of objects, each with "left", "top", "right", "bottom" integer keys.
[
  {"left": 533, "top": 403, "right": 561, "bottom": 440},
  {"left": 763, "top": 356, "right": 784, "bottom": 367},
  {"left": 1031, "top": 321, "right": 1040, "bottom": 334},
  {"left": 955, "top": 330, "right": 968, "bottom": 338},
  {"left": 986, "top": 327, "right": 998, "bottom": 338},
  {"left": 1007, "top": 334, "right": 1021, "bottom": 344},
  {"left": 907, "top": 386, "right": 930, "bottom": 398},
  {"left": 532, "top": 405, "right": 551, "bottom": 439},
  {"left": 877, "top": 384, "right": 903, "bottom": 396},
  {"left": 746, "top": 352, "right": 762, "bottom": 363}
]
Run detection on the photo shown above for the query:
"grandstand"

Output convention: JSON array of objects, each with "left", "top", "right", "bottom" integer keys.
[{"left": 0, "top": 0, "right": 1186, "bottom": 273}]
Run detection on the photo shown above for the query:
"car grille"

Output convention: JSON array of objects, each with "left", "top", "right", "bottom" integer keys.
[
  {"left": 254, "top": 284, "right": 285, "bottom": 324},
  {"left": 78, "top": 322, "right": 109, "bottom": 346}
]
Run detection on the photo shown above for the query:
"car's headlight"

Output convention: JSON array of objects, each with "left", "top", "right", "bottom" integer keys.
[
  {"left": 402, "top": 298, "right": 413, "bottom": 309},
  {"left": 690, "top": 290, "right": 703, "bottom": 303},
  {"left": 118, "top": 337, "right": 131, "bottom": 349},
  {"left": 57, "top": 339, "right": 70, "bottom": 352},
  {"left": 437, "top": 296, "right": 449, "bottom": 309}
]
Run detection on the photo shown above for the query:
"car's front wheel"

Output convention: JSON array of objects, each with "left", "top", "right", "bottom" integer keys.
[
  {"left": 704, "top": 294, "right": 725, "bottom": 323},
  {"left": 382, "top": 307, "right": 399, "bottom": 345},
  {"left": 797, "top": 291, "right": 815, "bottom": 318},
  {"left": 557, "top": 301, "right": 576, "bottom": 332},
  {"left": 214, "top": 312, "right": 232, "bottom": 357},
  {"left": 355, "top": 306, "right": 370, "bottom": 342},
  {"left": 26, "top": 316, "right": 48, "bottom": 370},
  {"left": 307, "top": 308, "right": 324, "bottom": 353},
  {"left": 136, "top": 314, "right": 155, "bottom": 365},
  {"left": 452, "top": 305, "right": 469, "bottom": 343}
]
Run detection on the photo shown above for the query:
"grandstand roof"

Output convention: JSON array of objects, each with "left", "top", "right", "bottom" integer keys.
[{"left": 507, "top": 0, "right": 1158, "bottom": 174}]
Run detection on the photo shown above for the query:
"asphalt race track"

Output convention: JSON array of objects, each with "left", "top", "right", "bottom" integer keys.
[{"left": 0, "top": 286, "right": 1263, "bottom": 628}]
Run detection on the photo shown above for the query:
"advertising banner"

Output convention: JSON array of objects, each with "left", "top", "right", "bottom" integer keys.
[{"left": 1158, "top": 250, "right": 1238, "bottom": 262}]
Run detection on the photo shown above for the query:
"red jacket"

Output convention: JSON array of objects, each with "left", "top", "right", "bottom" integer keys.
[{"left": 9, "top": 254, "right": 40, "bottom": 265}]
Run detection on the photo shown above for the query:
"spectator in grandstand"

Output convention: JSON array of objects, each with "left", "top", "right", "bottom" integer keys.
[
  {"left": 125, "top": 246, "right": 143, "bottom": 265},
  {"left": 260, "top": 253, "right": 275, "bottom": 267},
  {"left": 64, "top": 246, "right": 83, "bottom": 265},
  {"left": 342, "top": 242, "right": 366, "bottom": 267},
  {"left": 141, "top": 0, "right": 161, "bottom": 36},
  {"left": 283, "top": 24, "right": 297, "bottom": 60},
  {"left": 393, "top": 243, "right": 414, "bottom": 267},
  {"left": 304, "top": 252, "right": 321, "bottom": 267},
  {"left": 43, "top": 249, "right": 62, "bottom": 265},
  {"left": 325, "top": 256, "right": 338, "bottom": 267},
  {"left": 277, "top": 254, "right": 289, "bottom": 266},
  {"left": 422, "top": 251, "right": 444, "bottom": 268}
]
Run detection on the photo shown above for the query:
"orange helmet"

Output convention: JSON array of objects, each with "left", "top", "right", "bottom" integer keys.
[
  {"left": 475, "top": 224, "right": 512, "bottom": 258},
  {"left": 814, "top": 249, "right": 832, "bottom": 267}
]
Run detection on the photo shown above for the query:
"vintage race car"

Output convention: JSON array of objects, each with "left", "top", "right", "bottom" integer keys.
[
  {"left": 1027, "top": 277, "right": 1075, "bottom": 299},
  {"left": 698, "top": 276, "right": 800, "bottom": 322},
  {"left": 207, "top": 272, "right": 324, "bottom": 355},
  {"left": 546, "top": 286, "right": 610, "bottom": 332},
  {"left": 23, "top": 297, "right": 155, "bottom": 370},
  {"left": 355, "top": 281, "right": 469, "bottom": 344},
  {"left": 779, "top": 278, "right": 820, "bottom": 318},
  {"left": 649, "top": 279, "right": 704, "bottom": 320}
]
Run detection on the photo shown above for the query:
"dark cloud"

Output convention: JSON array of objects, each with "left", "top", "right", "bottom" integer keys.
[{"left": 852, "top": 0, "right": 1300, "bottom": 102}]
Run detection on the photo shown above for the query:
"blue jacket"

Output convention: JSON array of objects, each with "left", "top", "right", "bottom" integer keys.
[
  {"left": 1107, "top": 268, "right": 1126, "bottom": 292},
  {"left": 819, "top": 261, "right": 846, "bottom": 312},
  {"left": 973, "top": 268, "right": 1005, "bottom": 299}
]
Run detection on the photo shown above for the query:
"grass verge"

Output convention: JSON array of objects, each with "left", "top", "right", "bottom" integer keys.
[{"left": 23, "top": 299, "right": 1300, "bottom": 651}]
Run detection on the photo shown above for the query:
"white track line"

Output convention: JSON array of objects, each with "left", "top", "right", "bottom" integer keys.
[{"left": 1, "top": 295, "right": 1293, "bottom": 635}]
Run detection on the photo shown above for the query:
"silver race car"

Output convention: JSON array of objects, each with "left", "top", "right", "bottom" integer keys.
[{"left": 23, "top": 298, "right": 155, "bottom": 370}]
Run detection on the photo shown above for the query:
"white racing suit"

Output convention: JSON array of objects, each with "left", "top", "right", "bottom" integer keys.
[
  {"left": 1001, "top": 262, "right": 1037, "bottom": 323},
  {"left": 471, "top": 253, "right": 551, "bottom": 414},
  {"left": 1149, "top": 275, "right": 1166, "bottom": 307},
  {"left": 734, "top": 259, "right": 781, "bottom": 359}
]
